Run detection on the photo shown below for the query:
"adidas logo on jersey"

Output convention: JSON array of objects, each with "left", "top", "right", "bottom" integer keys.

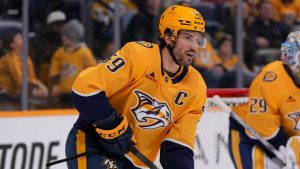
[
  {"left": 287, "top": 96, "right": 296, "bottom": 103},
  {"left": 145, "top": 72, "right": 156, "bottom": 82}
]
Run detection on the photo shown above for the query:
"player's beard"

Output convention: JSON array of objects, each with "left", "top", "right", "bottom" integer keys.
[{"left": 173, "top": 45, "right": 195, "bottom": 66}]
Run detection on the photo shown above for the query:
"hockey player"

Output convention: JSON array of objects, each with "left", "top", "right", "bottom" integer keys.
[
  {"left": 66, "top": 5, "right": 207, "bottom": 169},
  {"left": 229, "top": 30, "right": 300, "bottom": 169}
]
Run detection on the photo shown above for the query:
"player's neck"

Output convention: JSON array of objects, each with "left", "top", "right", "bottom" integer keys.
[{"left": 161, "top": 47, "right": 180, "bottom": 73}]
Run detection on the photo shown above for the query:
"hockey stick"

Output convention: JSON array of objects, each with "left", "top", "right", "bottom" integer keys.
[
  {"left": 212, "top": 95, "right": 286, "bottom": 165},
  {"left": 46, "top": 149, "right": 98, "bottom": 167},
  {"left": 46, "top": 145, "right": 158, "bottom": 169},
  {"left": 129, "top": 146, "right": 158, "bottom": 169}
]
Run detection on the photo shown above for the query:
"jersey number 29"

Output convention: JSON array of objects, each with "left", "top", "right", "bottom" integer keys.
[{"left": 250, "top": 98, "right": 267, "bottom": 113}]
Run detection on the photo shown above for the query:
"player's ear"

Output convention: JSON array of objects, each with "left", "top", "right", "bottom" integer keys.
[{"left": 164, "top": 29, "right": 173, "bottom": 46}]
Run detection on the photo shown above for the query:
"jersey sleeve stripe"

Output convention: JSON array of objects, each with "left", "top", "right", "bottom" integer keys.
[{"left": 72, "top": 88, "right": 103, "bottom": 97}]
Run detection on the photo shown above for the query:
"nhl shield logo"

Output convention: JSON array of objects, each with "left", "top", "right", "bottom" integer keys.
[
  {"left": 131, "top": 90, "right": 172, "bottom": 129},
  {"left": 288, "top": 111, "right": 300, "bottom": 131}
]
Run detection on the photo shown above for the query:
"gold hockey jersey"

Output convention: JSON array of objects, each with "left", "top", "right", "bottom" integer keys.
[
  {"left": 244, "top": 61, "right": 300, "bottom": 139},
  {"left": 72, "top": 41, "right": 207, "bottom": 168},
  {"left": 50, "top": 46, "right": 96, "bottom": 93},
  {"left": 0, "top": 52, "right": 39, "bottom": 97}
]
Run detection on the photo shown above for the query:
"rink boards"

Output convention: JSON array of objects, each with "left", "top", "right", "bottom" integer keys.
[{"left": 0, "top": 109, "right": 234, "bottom": 169}]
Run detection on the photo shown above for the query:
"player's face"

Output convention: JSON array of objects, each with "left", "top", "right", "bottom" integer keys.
[{"left": 173, "top": 30, "right": 206, "bottom": 65}]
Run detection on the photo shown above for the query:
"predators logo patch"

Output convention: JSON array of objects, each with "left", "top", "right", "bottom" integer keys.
[
  {"left": 131, "top": 90, "right": 172, "bottom": 129},
  {"left": 135, "top": 41, "right": 153, "bottom": 48},
  {"left": 263, "top": 71, "right": 277, "bottom": 82},
  {"left": 288, "top": 111, "right": 300, "bottom": 131}
]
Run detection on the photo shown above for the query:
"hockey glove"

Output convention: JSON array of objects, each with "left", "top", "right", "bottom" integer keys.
[{"left": 94, "top": 111, "right": 136, "bottom": 155}]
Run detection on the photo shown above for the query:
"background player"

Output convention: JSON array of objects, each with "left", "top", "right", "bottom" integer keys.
[
  {"left": 229, "top": 30, "right": 300, "bottom": 169},
  {"left": 66, "top": 5, "right": 207, "bottom": 169}
]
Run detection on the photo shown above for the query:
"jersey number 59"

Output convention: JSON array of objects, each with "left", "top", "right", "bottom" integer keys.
[{"left": 104, "top": 56, "right": 125, "bottom": 72}]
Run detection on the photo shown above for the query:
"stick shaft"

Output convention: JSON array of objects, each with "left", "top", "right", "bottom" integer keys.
[
  {"left": 129, "top": 146, "right": 158, "bottom": 169},
  {"left": 46, "top": 146, "right": 158, "bottom": 168}
]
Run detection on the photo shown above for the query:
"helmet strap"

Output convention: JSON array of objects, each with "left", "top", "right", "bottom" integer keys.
[{"left": 167, "top": 41, "right": 180, "bottom": 65}]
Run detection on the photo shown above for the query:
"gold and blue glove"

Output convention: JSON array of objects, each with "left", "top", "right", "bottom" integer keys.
[{"left": 94, "top": 111, "right": 136, "bottom": 155}]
